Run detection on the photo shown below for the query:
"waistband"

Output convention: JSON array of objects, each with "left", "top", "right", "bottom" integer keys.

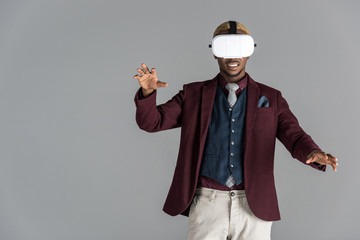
[{"left": 194, "top": 187, "right": 246, "bottom": 198}]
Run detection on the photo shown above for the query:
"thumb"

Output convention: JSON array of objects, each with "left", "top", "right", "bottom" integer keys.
[
  {"left": 157, "top": 81, "right": 168, "bottom": 88},
  {"left": 306, "top": 157, "right": 314, "bottom": 164}
]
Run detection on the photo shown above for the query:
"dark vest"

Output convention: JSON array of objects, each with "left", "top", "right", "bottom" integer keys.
[{"left": 200, "top": 84, "right": 247, "bottom": 186}]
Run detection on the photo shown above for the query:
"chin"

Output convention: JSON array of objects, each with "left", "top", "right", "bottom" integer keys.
[{"left": 224, "top": 70, "right": 243, "bottom": 78}]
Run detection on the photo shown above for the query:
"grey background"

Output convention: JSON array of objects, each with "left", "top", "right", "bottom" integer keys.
[{"left": 0, "top": 0, "right": 358, "bottom": 239}]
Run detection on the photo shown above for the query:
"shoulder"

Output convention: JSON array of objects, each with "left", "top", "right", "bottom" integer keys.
[
  {"left": 257, "top": 82, "right": 280, "bottom": 94},
  {"left": 248, "top": 75, "right": 285, "bottom": 107},
  {"left": 249, "top": 75, "right": 281, "bottom": 95}
]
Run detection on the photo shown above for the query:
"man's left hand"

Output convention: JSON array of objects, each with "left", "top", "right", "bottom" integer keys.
[{"left": 306, "top": 150, "right": 338, "bottom": 172}]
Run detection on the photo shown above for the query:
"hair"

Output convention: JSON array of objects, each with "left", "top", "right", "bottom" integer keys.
[{"left": 213, "top": 21, "right": 250, "bottom": 37}]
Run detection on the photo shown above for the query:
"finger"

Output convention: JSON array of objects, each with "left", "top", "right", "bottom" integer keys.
[
  {"left": 151, "top": 68, "right": 157, "bottom": 75},
  {"left": 326, "top": 154, "right": 336, "bottom": 162},
  {"left": 133, "top": 75, "right": 141, "bottom": 80},
  {"left": 141, "top": 63, "right": 150, "bottom": 73},
  {"left": 332, "top": 163, "right": 337, "bottom": 172},
  {"left": 306, "top": 157, "right": 315, "bottom": 164},
  {"left": 137, "top": 68, "right": 145, "bottom": 75},
  {"left": 313, "top": 155, "right": 321, "bottom": 164},
  {"left": 306, "top": 156, "right": 316, "bottom": 164},
  {"left": 327, "top": 154, "right": 337, "bottom": 162},
  {"left": 320, "top": 154, "right": 335, "bottom": 166},
  {"left": 328, "top": 155, "right": 339, "bottom": 167},
  {"left": 157, "top": 81, "right": 168, "bottom": 88}
]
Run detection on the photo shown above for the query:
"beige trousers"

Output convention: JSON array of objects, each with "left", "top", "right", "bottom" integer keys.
[{"left": 187, "top": 187, "right": 272, "bottom": 240}]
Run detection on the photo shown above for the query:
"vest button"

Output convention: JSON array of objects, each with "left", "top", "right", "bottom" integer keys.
[
  {"left": 232, "top": 130, "right": 235, "bottom": 133},
  {"left": 230, "top": 153, "right": 234, "bottom": 156},
  {"left": 231, "top": 142, "right": 235, "bottom": 145},
  {"left": 229, "top": 108, "right": 232, "bottom": 111},
  {"left": 232, "top": 118, "right": 235, "bottom": 122},
  {"left": 231, "top": 164, "right": 234, "bottom": 168}
]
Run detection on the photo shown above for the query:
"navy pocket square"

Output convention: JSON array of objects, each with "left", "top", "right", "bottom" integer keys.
[{"left": 257, "top": 96, "right": 269, "bottom": 107}]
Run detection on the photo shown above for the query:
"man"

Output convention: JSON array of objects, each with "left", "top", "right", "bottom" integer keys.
[{"left": 133, "top": 21, "right": 338, "bottom": 240}]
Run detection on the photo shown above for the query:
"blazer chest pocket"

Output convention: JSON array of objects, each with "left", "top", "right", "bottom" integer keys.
[{"left": 254, "top": 108, "right": 276, "bottom": 135}]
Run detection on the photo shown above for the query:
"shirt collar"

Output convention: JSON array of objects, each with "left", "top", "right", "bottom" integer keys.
[{"left": 218, "top": 72, "right": 248, "bottom": 95}]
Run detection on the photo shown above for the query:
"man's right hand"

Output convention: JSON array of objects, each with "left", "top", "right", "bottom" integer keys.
[{"left": 133, "top": 63, "right": 168, "bottom": 97}]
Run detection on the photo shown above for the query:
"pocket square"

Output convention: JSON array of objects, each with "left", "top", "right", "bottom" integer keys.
[{"left": 257, "top": 96, "right": 269, "bottom": 107}]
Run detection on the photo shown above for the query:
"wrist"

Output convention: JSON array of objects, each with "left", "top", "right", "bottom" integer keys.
[{"left": 142, "top": 88, "right": 155, "bottom": 97}]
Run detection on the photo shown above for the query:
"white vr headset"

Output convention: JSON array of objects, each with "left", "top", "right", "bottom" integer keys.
[{"left": 209, "top": 21, "right": 257, "bottom": 59}]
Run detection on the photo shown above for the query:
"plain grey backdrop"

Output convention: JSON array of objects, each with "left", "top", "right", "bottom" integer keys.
[{"left": 0, "top": 0, "right": 359, "bottom": 239}]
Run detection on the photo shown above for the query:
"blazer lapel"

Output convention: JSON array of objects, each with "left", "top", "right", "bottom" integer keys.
[
  {"left": 244, "top": 76, "right": 260, "bottom": 149},
  {"left": 200, "top": 77, "right": 218, "bottom": 146}
]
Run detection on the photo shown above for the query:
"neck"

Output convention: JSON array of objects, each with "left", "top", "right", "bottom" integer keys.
[{"left": 220, "top": 69, "right": 246, "bottom": 83}]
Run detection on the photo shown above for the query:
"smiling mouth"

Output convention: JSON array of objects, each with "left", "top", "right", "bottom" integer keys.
[{"left": 226, "top": 61, "right": 240, "bottom": 70}]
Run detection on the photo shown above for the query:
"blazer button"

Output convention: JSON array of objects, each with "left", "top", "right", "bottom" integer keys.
[{"left": 230, "top": 192, "right": 235, "bottom": 197}]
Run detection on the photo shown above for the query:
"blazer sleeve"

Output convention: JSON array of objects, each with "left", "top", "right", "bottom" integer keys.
[
  {"left": 276, "top": 91, "right": 326, "bottom": 172},
  {"left": 134, "top": 87, "right": 185, "bottom": 132}
]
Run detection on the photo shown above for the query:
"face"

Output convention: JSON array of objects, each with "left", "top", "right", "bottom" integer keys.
[
  {"left": 216, "top": 57, "right": 249, "bottom": 82},
  {"left": 214, "top": 29, "right": 250, "bottom": 83}
]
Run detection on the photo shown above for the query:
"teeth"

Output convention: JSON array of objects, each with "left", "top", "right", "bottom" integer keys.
[{"left": 228, "top": 64, "right": 238, "bottom": 67}]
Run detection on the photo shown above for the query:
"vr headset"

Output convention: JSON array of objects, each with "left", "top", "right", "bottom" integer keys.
[{"left": 209, "top": 21, "right": 257, "bottom": 59}]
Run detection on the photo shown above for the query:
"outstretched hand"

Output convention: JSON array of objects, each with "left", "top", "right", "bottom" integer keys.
[
  {"left": 133, "top": 63, "right": 168, "bottom": 97},
  {"left": 306, "top": 150, "right": 338, "bottom": 172}
]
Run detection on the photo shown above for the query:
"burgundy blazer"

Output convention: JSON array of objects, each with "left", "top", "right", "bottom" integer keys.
[{"left": 134, "top": 73, "right": 326, "bottom": 221}]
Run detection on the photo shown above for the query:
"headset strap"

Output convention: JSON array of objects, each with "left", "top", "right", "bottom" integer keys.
[{"left": 229, "top": 21, "right": 237, "bottom": 34}]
